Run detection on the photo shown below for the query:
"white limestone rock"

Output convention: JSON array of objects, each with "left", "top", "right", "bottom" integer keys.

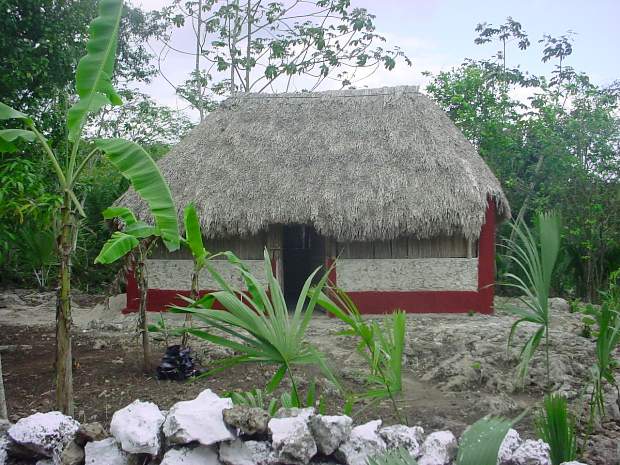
[
  {"left": 334, "top": 420, "right": 386, "bottom": 465},
  {"left": 219, "top": 439, "right": 276, "bottom": 465},
  {"left": 162, "top": 389, "right": 235, "bottom": 446},
  {"left": 268, "top": 415, "right": 317, "bottom": 464},
  {"left": 160, "top": 445, "right": 221, "bottom": 465},
  {"left": 273, "top": 407, "right": 315, "bottom": 421},
  {"left": 379, "top": 424, "right": 424, "bottom": 458},
  {"left": 497, "top": 429, "right": 522, "bottom": 465},
  {"left": 509, "top": 439, "right": 551, "bottom": 465},
  {"left": 558, "top": 462, "right": 589, "bottom": 465},
  {"left": 8, "top": 412, "right": 79, "bottom": 458},
  {"left": 110, "top": 400, "right": 164, "bottom": 455},
  {"left": 84, "top": 438, "right": 135, "bottom": 465},
  {"left": 418, "top": 431, "right": 458, "bottom": 465},
  {"left": 309, "top": 415, "right": 353, "bottom": 456}
]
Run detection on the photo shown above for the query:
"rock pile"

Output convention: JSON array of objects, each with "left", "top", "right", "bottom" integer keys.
[{"left": 0, "top": 389, "right": 588, "bottom": 465}]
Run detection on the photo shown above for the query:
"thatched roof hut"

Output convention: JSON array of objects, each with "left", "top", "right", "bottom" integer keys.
[
  {"left": 120, "top": 86, "right": 510, "bottom": 315},
  {"left": 120, "top": 86, "right": 509, "bottom": 241}
]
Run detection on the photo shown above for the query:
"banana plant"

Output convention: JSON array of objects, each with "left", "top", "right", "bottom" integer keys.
[
  {"left": 180, "top": 203, "right": 209, "bottom": 347},
  {"left": 95, "top": 205, "right": 176, "bottom": 372},
  {"left": 0, "top": 0, "right": 179, "bottom": 414}
]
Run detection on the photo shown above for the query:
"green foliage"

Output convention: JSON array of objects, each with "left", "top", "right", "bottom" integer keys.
[
  {"left": 0, "top": 155, "right": 60, "bottom": 283},
  {"left": 226, "top": 384, "right": 326, "bottom": 416},
  {"left": 169, "top": 249, "right": 338, "bottom": 405},
  {"left": 17, "top": 228, "right": 56, "bottom": 289},
  {"left": 366, "top": 447, "right": 417, "bottom": 465},
  {"left": 315, "top": 288, "right": 407, "bottom": 423},
  {"left": 503, "top": 212, "right": 561, "bottom": 386},
  {"left": 457, "top": 413, "right": 524, "bottom": 465},
  {"left": 0, "top": 0, "right": 186, "bottom": 291},
  {"left": 95, "top": 231, "right": 139, "bottom": 264},
  {"left": 227, "top": 388, "right": 279, "bottom": 416},
  {"left": 0, "top": 0, "right": 184, "bottom": 413},
  {"left": 535, "top": 394, "right": 577, "bottom": 465}
]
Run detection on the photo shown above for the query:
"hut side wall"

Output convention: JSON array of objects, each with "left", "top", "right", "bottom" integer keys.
[
  {"left": 337, "top": 235, "right": 474, "bottom": 259},
  {"left": 325, "top": 201, "right": 497, "bottom": 314},
  {"left": 336, "top": 258, "right": 478, "bottom": 291},
  {"left": 335, "top": 234, "right": 477, "bottom": 292}
]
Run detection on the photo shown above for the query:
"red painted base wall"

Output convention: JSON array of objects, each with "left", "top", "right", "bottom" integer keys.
[{"left": 124, "top": 201, "right": 497, "bottom": 315}]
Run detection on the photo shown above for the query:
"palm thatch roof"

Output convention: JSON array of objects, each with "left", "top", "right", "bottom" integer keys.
[{"left": 119, "top": 86, "right": 509, "bottom": 241}]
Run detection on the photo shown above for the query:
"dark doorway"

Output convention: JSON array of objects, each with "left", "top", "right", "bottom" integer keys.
[{"left": 282, "top": 225, "right": 325, "bottom": 307}]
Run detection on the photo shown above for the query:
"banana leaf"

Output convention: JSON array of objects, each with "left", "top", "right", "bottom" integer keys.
[
  {"left": 67, "top": 0, "right": 124, "bottom": 141},
  {"left": 183, "top": 203, "right": 208, "bottom": 267},
  {"left": 0, "top": 129, "right": 36, "bottom": 152},
  {"left": 95, "top": 231, "right": 139, "bottom": 264},
  {"left": 95, "top": 138, "right": 180, "bottom": 251}
]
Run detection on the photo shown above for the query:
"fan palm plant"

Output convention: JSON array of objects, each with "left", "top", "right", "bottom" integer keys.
[
  {"left": 170, "top": 249, "right": 339, "bottom": 405},
  {"left": 503, "top": 212, "right": 561, "bottom": 388}
]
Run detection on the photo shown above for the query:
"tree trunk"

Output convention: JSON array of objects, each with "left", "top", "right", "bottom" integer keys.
[
  {"left": 135, "top": 246, "right": 151, "bottom": 373},
  {"left": 244, "top": 0, "right": 252, "bottom": 92},
  {"left": 181, "top": 265, "right": 199, "bottom": 348},
  {"left": 0, "top": 352, "right": 7, "bottom": 420},
  {"left": 195, "top": 0, "right": 204, "bottom": 122},
  {"left": 55, "top": 193, "right": 74, "bottom": 416}
]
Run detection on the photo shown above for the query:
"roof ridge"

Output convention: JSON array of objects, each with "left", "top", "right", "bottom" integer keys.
[{"left": 224, "top": 85, "right": 421, "bottom": 102}]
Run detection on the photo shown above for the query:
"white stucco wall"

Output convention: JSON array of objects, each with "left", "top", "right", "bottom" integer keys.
[
  {"left": 336, "top": 258, "right": 478, "bottom": 291},
  {"left": 146, "top": 259, "right": 267, "bottom": 290}
]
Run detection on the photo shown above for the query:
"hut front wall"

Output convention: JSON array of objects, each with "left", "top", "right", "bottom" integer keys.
[
  {"left": 147, "top": 259, "right": 267, "bottom": 290},
  {"left": 335, "top": 235, "right": 478, "bottom": 292},
  {"left": 147, "top": 231, "right": 269, "bottom": 290}
]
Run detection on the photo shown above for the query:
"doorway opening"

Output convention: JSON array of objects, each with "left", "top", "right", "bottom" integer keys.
[{"left": 282, "top": 225, "right": 325, "bottom": 307}]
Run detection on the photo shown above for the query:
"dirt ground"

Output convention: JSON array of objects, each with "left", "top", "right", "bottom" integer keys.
[{"left": 0, "top": 289, "right": 618, "bottom": 464}]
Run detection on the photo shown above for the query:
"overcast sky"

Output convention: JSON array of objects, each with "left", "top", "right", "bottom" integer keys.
[{"left": 134, "top": 0, "right": 620, "bottom": 120}]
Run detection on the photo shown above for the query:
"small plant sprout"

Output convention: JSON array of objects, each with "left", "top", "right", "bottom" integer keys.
[
  {"left": 535, "top": 393, "right": 577, "bottom": 465},
  {"left": 503, "top": 211, "right": 561, "bottom": 388},
  {"left": 315, "top": 287, "right": 408, "bottom": 424}
]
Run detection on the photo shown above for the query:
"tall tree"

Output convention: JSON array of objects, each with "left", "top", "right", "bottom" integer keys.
[
  {"left": 155, "top": 0, "right": 411, "bottom": 118},
  {"left": 425, "top": 20, "right": 620, "bottom": 300}
]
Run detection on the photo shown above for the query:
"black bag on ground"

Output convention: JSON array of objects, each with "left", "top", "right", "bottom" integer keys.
[{"left": 156, "top": 345, "right": 198, "bottom": 380}]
